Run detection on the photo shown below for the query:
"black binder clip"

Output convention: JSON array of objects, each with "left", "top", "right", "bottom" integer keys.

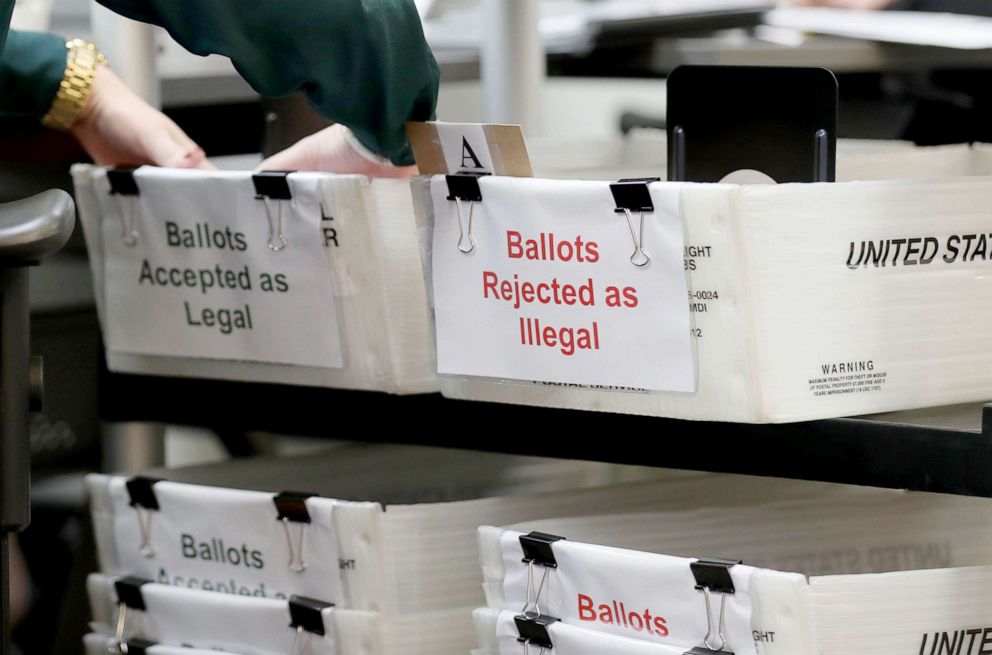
[
  {"left": 515, "top": 613, "right": 558, "bottom": 655},
  {"left": 289, "top": 595, "right": 334, "bottom": 655},
  {"left": 107, "top": 166, "right": 141, "bottom": 246},
  {"left": 107, "top": 167, "right": 141, "bottom": 196},
  {"left": 252, "top": 170, "right": 293, "bottom": 252},
  {"left": 520, "top": 532, "right": 563, "bottom": 568},
  {"left": 691, "top": 557, "right": 741, "bottom": 654},
  {"left": 125, "top": 476, "right": 160, "bottom": 559},
  {"left": 122, "top": 638, "right": 156, "bottom": 655},
  {"left": 253, "top": 170, "right": 293, "bottom": 200},
  {"left": 609, "top": 177, "right": 660, "bottom": 268},
  {"left": 274, "top": 492, "right": 313, "bottom": 574},
  {"left": 115, "top": 576, "right": 151, "bottom": 611},
  {"left": 685, "top": 647, "right": 734, "bottom": 655},
  {"left": 519, "top": 532, "right": 564, "bottom": 619},
  {"left": 113, "top": 576, "right": 151, "bottom": 652},
  {"left": 445, "top": 171, "right": 489, "bottom": 254}
]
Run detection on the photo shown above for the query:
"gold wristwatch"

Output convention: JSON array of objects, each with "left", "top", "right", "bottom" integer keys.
[{"left": 40, "top": 39, "right": 108, "bottom": 132}]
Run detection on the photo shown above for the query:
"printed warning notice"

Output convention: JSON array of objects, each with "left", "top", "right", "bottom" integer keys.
[
  {"left": 101, "top": 168, "right": 343, "bottom": 368},
  {"left": 430, "top": 176, "right": 695, "bottom": 391},
  {"left": 808, "top": 360, "right": 887, "bottom": 398}
]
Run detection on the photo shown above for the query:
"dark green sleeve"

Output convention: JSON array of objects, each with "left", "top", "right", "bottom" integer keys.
[
  {"left": 0, "top": 0, "right": 14, "bottom": 52},
  {"left": 97, "top": 0, "right": 439, "bottom": 165},
  {"left": 0, "top": 30, "right": 66, "bottom": 121}
]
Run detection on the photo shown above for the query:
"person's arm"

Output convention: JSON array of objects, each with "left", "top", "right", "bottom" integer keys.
[
  {"left": 95, "top": 0, "right": 440, "bottom": 166},
  {"left": 0, "top": 30, "right": 65, "bottom": 120},
  {"left": 0, "top": 30, "right": 211, "bottom": 168}
]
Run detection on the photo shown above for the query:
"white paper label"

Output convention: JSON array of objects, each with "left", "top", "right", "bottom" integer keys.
[
  {"left": 131, "top": 581, "right": 340, "bottom": 655},
  {"left": 100, "top": 167, "right": 342, "bottom": 368},
  {"left": 108, "top": 479, "right": 345, "bottom": 603},
  {"left": 430, "top": 176, "right": 695, "bottom": 391},
  {"left": 437, "top": 123, "right": 496, "bottom": 173},
  {"left": 499, "top": 532, "right": 757, "bottom": 655}
]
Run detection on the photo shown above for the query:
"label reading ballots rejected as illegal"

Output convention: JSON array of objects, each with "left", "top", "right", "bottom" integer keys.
[
  {"left": 430, "top": 176, "right": 695, "bottom": 392},
  {"left": 100, "top": 167, "right": 343, "bottom": 368}
]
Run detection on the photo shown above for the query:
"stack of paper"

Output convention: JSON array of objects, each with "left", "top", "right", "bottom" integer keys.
[
  {"left": 416, "top": 142, "right": 992, "bottom": 421},
  {"left": 73, "top": 165, "right": 436, "bottom": 394},
  {"left": 84, "top": 444, "right": 854, "bottom": 654},
  {"left": 530, "top": 133, "right": 984, "bottom": 182},
  {"left": 424, "top": 0, "right": 772, "bottom": 54},
  {"left": 766, "top": 8, "right": 992, "bottom": 50},
  {"left": 480, "top": 490, "right": 992, "bottom": 583},
  {"left": 476, "top": 490, "right": 992, "bottom": 655}
]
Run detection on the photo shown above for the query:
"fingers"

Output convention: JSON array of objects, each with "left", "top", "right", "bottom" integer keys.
[
  {"left": 370, "top": 163, "right": 419, "bottom": 179},
  {"left": 257, "top": 134, "right": 322, "bottom": 172},
  {"left": 149, "top": 140, "right": 214, "bottom": 169},
  {"left": 146, "top": 119, "right": 213, "bottom": 169},
  {"left": 256, "top": 147, "right": 299, "bottom": 172},
  {"left": 257, "top": 125, "right": 414, "bottom": 177},
  {"left": 71, "top": 65, "right": 216, "bottom": 170},
  {"left": 173, "top": 146, "right": 215, "bottom": 170}
]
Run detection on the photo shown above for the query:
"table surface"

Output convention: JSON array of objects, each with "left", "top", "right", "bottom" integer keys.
[
  {"left": 856, "top": 402, "right": 984, "bottom": 432},
  {"left": 48, "top": 16, "right": 992, "bottom": 105},
  {"left": 643, "top": 30, "right": 992, "bottom": 74}
]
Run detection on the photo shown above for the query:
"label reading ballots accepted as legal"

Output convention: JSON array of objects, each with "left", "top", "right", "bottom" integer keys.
[
  {"left": 430, "top": 176, "right": 695, "bottom": 391},
  {"left": 101, "top": 168, "right": 343, "bottom": 368},
  {"left": 107, "top": 479, "right": 345, "bottom": 602}
]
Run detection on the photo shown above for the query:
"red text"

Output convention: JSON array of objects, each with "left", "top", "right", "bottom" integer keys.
[{"left": 578, "top": 593, "right": 668, "bottom": 637}]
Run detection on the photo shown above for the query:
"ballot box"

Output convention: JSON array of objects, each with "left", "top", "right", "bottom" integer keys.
[
  {"left": 476, "top": 489, "right": 992, "bottom": 655},
  {"left": 413, "top": 142, "right": 992, "bottom": 422},
  {"left": 73, "top": 165, "right": 436, "bottom": 394},
  {"left": 85, "top": 444, "right": 855, "bottom": 655}
]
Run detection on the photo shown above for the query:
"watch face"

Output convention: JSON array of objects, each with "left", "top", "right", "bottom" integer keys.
[{"left": 667, "top": 65, "right": 838, "bottom": 184}]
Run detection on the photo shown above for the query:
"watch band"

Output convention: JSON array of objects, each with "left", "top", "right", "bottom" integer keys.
[{"left": 40, "top": 39, "right": 108, "bottom": 132}]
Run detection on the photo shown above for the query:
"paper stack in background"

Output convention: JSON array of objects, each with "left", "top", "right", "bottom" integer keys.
[
  {"left": 476, "top": 489, "right": 992, "bottom": 655},
  {"left": 423, "top": 0, "right": 773, "bottom": 55},
  {"left": 765, "top": 7, "right": 992, "bottom": 50},
  {"left": 528, "top": 132, "right": 992, "bottom": 181},
  {"left": 84, "top": 444, "right": 858, "bottom": 654},
  {"left": 72, "top": 165, "right": 436, "bottom": 394},
  {"left": 480, "top": 489, "right": 992, "bottom": 582},
  {"left": 415, "top": 141, "right": 992, "bottom": 421}
]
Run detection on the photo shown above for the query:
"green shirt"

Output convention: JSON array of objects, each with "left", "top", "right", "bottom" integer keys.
[{"left": 0, "top": 0, "right": 439, "bottom": 165}]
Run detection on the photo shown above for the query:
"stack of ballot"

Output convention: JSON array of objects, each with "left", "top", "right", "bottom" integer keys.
[
  {"left": 72, "top": 165, "right": 436, "bottom": 394},
  {"left": 415, "top": 141, "right": 992, "bottom": 422},
  {"left": 530, "top": 133, "right": 991, "bottom": 182},
  {"left": 83, "top": 444, "right": 856, "bottom": 654},
  {"left": 423, "top": 0, "right": 773, "bottom": 55},
  {"left": 765, "top": 7, "right": 992, "bottom": 50},
  {"left": 475, "top": 489, "right": 992, "bottom": 655}
]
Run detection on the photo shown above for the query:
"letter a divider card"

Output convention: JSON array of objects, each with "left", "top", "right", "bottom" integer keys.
[
  {"left": 430, "top": 176, "right": 696, "bottom": 391},
  {"left": 99, "top": 167, "right": 343, "bottom": 368}
]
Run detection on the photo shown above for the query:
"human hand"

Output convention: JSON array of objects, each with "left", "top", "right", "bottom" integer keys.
[
  {"left": 257, "top": 123, "right": 417, "bottom": 178},
  {"left": 70, "top": 66, "right": 213, "bottom": 169},
  {"left": 786, "top": 0, "right": 895, "bottom": 8}
]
